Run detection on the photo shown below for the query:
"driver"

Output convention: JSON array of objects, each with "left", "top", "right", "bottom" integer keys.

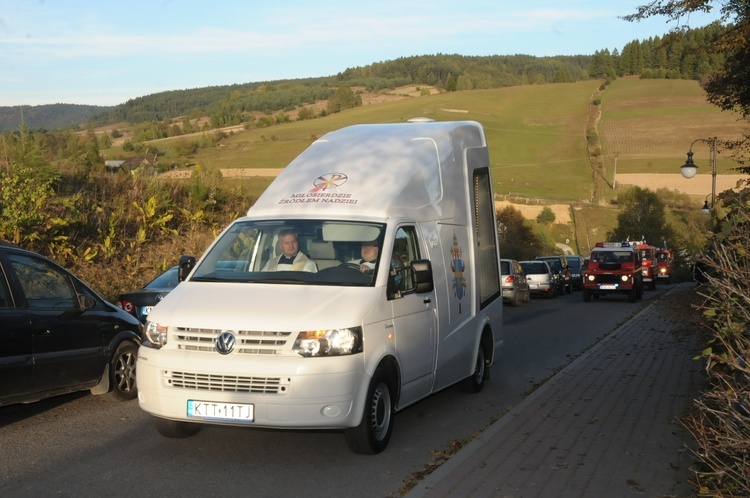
[
  {"left": 350, "top": 240, "right": 380, "bottom": 273},
  {"left": 263, "top": 230, "right": 317, "bottom": 272}
]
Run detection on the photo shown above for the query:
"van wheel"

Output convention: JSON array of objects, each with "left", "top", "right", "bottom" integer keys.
[
  {"left": 345, "top": 368, "right": 394, "bottom": 454},
  {"left": 110, "top": 341, "right": 138, "bottom": 401},
  {"left": 154, "top": 417, "right": 202, "bottom": 438},
  {"left": 460, "top": 343, "right": 486, "bottom": 393}
]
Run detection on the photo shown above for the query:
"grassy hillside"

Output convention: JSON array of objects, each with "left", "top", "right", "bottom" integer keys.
[
  {"left": 183, "top": 81, "right": 598, "bottom": 203},
  {"left": 168, "top": 78, "right": 742, "bottom": 204},
  {"left": 599, "top": 78, "right": 743, "bottom": 177},
  {"left": 102, "top": 78, "right": 744, "bottom": 259}
]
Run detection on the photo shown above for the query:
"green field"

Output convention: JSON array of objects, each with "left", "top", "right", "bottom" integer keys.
[
  {"left": 181, "top": 78, "right": 741, "bottom": 204},
  {"left": 112, "top": 78, "right": 743, "bottom": 256}
]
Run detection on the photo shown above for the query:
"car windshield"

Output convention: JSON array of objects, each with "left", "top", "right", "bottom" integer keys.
[
  {"left": 540, "top": 258, "right": 562, "bottom": 271},
  {"left": 591, "top": 250, "right": 632, "bottom": 263},
  {"left": 145, "top": 266, "right": 179, "bottom": 290},
  {"left": 568, "top": 260, "right": 581, "bottom": 271},
  {"left": 191, "top": 219, "right": 387, "bottom": 286},
  {"left": 521, "top": 262, "right": 547, "bottom": 274}
]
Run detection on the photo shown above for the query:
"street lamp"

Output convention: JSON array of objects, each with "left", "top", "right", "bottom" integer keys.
[
  {"left": 680, "top": 137, "right": 718, "bottom": 215},
  {"left": 700, "top": 194, "right": 711, "bottom": 215}
]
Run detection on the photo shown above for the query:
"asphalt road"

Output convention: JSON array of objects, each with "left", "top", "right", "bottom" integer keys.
[{"left": 0, "top": 285, "right": 670, "bottom": 497}]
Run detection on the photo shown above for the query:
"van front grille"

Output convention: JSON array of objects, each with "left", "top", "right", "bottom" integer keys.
[
  {"left": 174, "top": 327, "right": 293, "bottom": 355},
  {"left": 168, "top": 371, "right": 289, "bottom": 394}
]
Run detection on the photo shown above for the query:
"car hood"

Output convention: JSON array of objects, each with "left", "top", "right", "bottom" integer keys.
[{"left": 147, "top": 281, "right": 381, "bottom": 331}]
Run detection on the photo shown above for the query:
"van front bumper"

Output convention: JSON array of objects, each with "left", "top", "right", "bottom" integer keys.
[{"left": 136, "top": 347, "right": 365, "bottom": 429}]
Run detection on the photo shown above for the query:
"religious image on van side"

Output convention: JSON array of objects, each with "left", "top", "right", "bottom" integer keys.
[{"left": 450, "top": 232, "right": 466, "bottom": 299}]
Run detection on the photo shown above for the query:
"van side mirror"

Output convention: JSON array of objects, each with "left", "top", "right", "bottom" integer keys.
[
  {"left": 178, "top": 255, "right": 196, "bottom": 282},
  {"left": 411, "top": 259, "right": 434, "bottom": 293}
]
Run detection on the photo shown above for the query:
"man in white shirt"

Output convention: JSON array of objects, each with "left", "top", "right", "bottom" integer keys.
[{"left": 263, "top": 230, "right": 317, "bottom": 272}]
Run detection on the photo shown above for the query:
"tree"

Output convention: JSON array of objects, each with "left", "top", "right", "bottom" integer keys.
[
  {"left": 496, "top": 206, "right": 545, "bottom": 260},
  {"left": 327, "top": 86, "right": 361, "bottom": 114},
  {"left": 536, "top": 206, "right": 556, "bottom": 225},
  {"left": 607, "top": 186, "right": 674, "bottom": 245}
]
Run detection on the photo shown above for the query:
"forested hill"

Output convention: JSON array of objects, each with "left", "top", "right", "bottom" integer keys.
[
  {"left": 0, "top": 104, "right": 114, "bottom": 132},
  {"left": 0, "top": 22, "right": 728, "bottom": 132}
]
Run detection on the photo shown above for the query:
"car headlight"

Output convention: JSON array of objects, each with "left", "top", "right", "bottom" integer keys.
[
  {"left": 144, "top": 321, "right": 168, "bottom": 348},
  {"left": 293, "top": 327, "right": 362, "bottom": 357},
  {"left": 621, "top": 275, "right": 629, "bottom": 282},
  {"left": 587, "top": 274, "right": 595, "bottom": 281}
]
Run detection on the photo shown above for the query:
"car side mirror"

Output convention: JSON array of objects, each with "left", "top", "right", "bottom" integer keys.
[
  {"left": 78, "top": 294, "right": 96, "bottom": 310},
  {"left": 178, "top": 255, "right": 196, "bottom": 282}
]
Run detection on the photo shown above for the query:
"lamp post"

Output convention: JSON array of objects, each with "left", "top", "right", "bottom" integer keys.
[{"left": 680, "top": 136, "right": 717, "bottom": 216}]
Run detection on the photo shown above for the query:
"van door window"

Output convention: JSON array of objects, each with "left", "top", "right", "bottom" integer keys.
[
  {"left": 472, "top": 168, "right": 501, "bottom": 307},
  {"left": 390, "top": 226, "right": 420, "bottom": 294}
]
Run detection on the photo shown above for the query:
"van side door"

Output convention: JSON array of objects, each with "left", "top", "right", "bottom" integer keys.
[{"left": 389, "top": 225, "right": 438, "bottom": 405}]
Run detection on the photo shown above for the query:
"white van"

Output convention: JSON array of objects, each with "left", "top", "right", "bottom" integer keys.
[{"left": 136, "top": 119, "right": 504, "bottom": 454}]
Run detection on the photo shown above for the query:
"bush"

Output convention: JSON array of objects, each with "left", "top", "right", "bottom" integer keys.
[{"left": 681, "top": 181, "right": 750, "bottom": 495}]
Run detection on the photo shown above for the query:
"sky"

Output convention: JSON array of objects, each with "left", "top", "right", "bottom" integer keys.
[{"left": 0, "top": 0, "right": 725, "bottom": 107}]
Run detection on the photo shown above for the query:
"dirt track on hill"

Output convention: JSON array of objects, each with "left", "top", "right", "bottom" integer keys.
[{"left": 615, "top": 173, "right": 746, "bottom": 196}]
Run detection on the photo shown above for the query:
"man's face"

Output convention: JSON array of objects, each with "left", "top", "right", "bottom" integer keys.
[
  {"left": 279, "top": 234, "right": 299, "bottom": 258},
  {"left": 361, "top": 243, "right": 379, "bottom": 262}
]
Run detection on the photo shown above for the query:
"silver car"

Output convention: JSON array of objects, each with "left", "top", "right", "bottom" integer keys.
[
  {"left": 520, "top": 260, "right": 556, "bottom": 299},
  {"left": 501, "top": 259, "right": 530, "bottom": 306}
]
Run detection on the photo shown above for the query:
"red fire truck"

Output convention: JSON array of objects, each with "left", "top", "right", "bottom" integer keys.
[
  {"left": 637, "top": 242, "right": 657, "bottom": 291},
  {"left": 582, "top": 242, "right": 644, "bottom": 303},
  {"left": 655, "top": 248, "right": 673, "bottom": 285}
]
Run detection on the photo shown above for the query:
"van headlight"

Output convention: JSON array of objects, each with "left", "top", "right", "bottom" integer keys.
[
  {"left": 144, "top": 321, "right": 168, "bottom": 348},
  {"left": 293, "top": 327, "right": 363, "bottom": 357}
]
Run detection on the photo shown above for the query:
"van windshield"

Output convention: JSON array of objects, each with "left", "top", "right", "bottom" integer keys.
[{"left": 190, "top": 219, "right": 387, "bottom": 286}]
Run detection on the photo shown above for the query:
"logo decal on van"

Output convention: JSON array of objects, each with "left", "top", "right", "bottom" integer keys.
[
  {"left": 215, "top": 331, "right": 236, "bottom": 355},
  {"left": 310, "top": 173, "right": 348, "bottom": 192},
  {"left": 277, "top": 173, "right": 358, "bottom": 205},
  {"left": 450, "top": 232, "right": 466, "bottom": 299}
]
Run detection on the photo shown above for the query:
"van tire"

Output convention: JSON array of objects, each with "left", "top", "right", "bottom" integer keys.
[
  {"left": 110, "top": 341, "right": 138, "bottom": 401},
  {"left": 460, "top": 342, "right": 486, "bottom": 393},
  {"left": 345, "top": 368, "right": 394, "bottom": 454}
]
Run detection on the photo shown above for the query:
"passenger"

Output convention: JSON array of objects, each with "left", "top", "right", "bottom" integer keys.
[
  {"left": 263, "top": 230, "right": 317, "bottom": 272},
  {"left": 350, "top": 240, "right": 380, "bottom": 273}
]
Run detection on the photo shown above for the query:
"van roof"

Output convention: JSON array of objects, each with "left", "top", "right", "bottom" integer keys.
[{"left": 247, "top": 120, "right": 488, "bottom": 222}]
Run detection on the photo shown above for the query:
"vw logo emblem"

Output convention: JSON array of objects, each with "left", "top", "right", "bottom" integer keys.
[
  {"left": 215, "top": 331, "right": 236, "bottom": 355},
  {"left": 155, "top": 294, "right": 165, "bottom": 302}
]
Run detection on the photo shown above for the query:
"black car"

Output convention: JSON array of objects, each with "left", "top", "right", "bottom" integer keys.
[
  {"left": 535, "top": 255, "right": 572, "bottom": 294},
  {"left": 0, "top": 241, "right": 142, "bottom": 407},
  {"left": 117, "top": 266, "right": 179, "bottom": 323},
  {"left": 566, "top": 255, "right": 585, "bottom": 291}
]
